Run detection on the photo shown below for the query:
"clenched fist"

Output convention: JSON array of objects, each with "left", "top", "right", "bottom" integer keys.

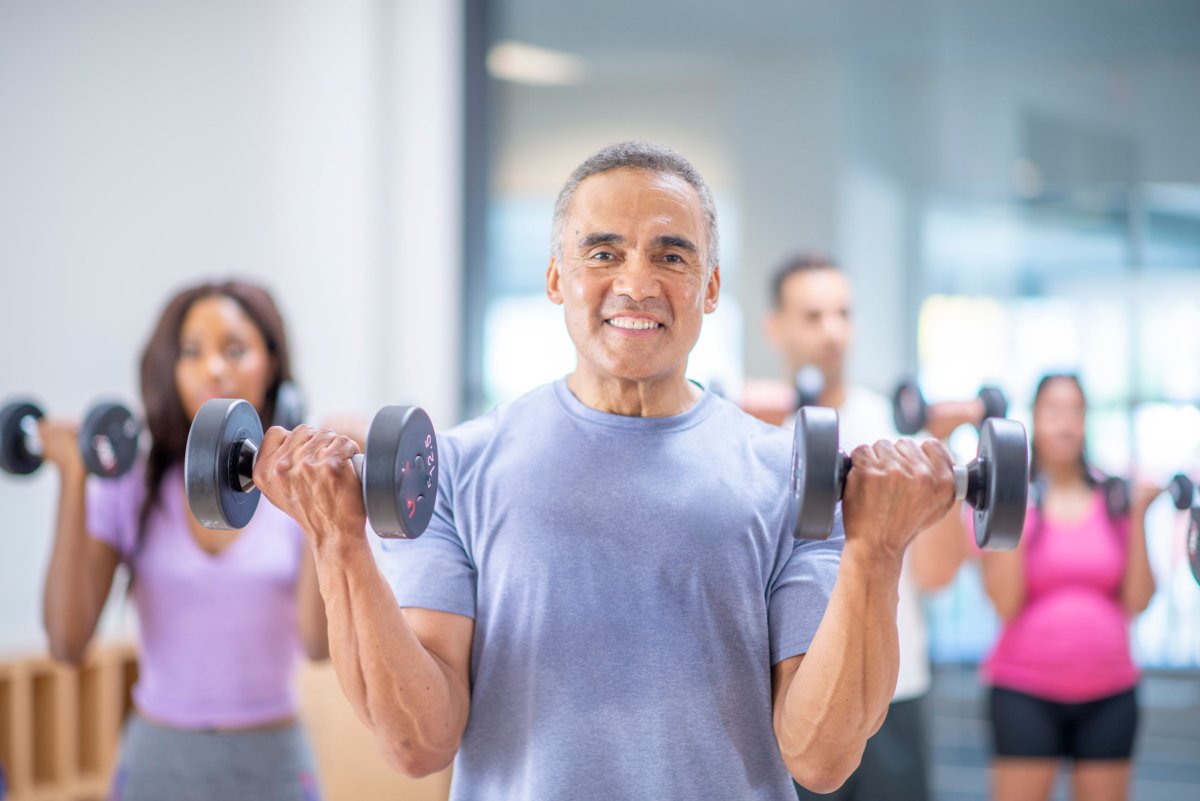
[
  {"left": 38, "top": 418, "right": 86, "bottom": 479},
  {"left": 841, "top": 438, "right": 956, "bottom": 563},
  {"left": 251, "top": 424, "right": 366, "bottom": 550}
]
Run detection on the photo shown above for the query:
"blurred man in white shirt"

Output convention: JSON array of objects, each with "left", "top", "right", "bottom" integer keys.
[{"left": 762, "top": 254, "right": 969, "bottom": 801}]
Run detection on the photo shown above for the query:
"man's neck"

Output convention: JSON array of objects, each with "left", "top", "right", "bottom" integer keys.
[{"left": 566, "top": 369, "right": 701, "bottom": 418}]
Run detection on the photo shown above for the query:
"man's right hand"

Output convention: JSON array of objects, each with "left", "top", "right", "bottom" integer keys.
[
  {"left": 250, "top": 424, "right": 366, "bottom": 551},
  {"left": 840, "top": 438, "right": 957, "bottom": 564}
]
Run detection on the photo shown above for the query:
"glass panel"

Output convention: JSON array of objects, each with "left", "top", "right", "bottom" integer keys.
[
  {"left": 922, "top": 194, "right": 1129, "bottom": 296},
  {"left": 919, "top": 295, "right": 1200, "bottom": 668},
  {"left": 1143, "top": 183, "right": 1200, "bottom": 270},
  {"left": 482, "top": 295, "right": 576, "bottom": 408},
  {"left": 1137, "top": 296, "right": 1200, "bottom": 403}
]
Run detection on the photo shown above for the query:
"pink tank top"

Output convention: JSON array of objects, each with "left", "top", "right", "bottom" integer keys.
[
  {"left": 86, "top": 462, "right": 307, "bottom": 728},
  {"left": 983, "top": 490, "right": 1138, "bottom": 702}
]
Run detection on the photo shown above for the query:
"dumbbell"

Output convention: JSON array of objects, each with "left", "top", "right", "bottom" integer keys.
[
  {"left": 794, "top": 366, "right": 825, "bottom": 409},
  {"left": 273, "top": 381, "right": 306, "bottom": 430},
  {"left": 1100, "top": 473, "right": 1195, "bottom": 518},
  {"left": 1087, "top": 472, "right": 1199, "bottom": 586},
  {"left": 0, "top": 399, "right": 140, "bottom": 478},
  {"left": 184, "top": 398, "right": 437, "bottom": 538},
  {"left": 1188, "top": 507, "right": 1199, "bottom": 587},
  {"left": 892, "top": 379, "right": 1008, "bottom": 437},
  {"left": 789, "top": 406, "right": 1029, "bottom": 550},
  {"left": 1168, "top": 473, "right": 1195, "bottom": 511}
]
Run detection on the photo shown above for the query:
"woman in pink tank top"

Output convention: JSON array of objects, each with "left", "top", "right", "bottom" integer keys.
[
  {"left": 979, "top": 373, "right": 1156, "bottom": 801},
  {"left": 39, "top": 281, "right": 329, "bottom": 801}
]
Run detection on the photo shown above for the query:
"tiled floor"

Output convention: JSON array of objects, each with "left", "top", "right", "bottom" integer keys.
[{"left": 928, "top": 665, "right": 1200, "bottom": 801}]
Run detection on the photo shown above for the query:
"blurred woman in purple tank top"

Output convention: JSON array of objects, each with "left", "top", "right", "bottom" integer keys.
[
  {"left": 39, "top": 280, "right": 328, "bottom": 801},
  {"left": 979, "top": 373, "right": 1156, "bottom": 801}
]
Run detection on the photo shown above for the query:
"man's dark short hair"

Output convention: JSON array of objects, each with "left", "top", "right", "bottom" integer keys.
[
  {"left": 552, "top": 141, "right": 719, "bottom": 270},
  {"left": 770, "top": 254, "right": 840, "bottom": 309}
]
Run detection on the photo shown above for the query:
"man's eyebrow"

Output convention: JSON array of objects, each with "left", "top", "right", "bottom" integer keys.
[
  {"left": 653, "top": 234, "right": 698, "bottom": 253},
  {"left": 579, "top": 232, "right": 626, "bottom": 248}
]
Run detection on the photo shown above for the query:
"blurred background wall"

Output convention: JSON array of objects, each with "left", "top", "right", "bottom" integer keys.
[{"left": 0, "top": 0, "right": 464, "bottom": 646}]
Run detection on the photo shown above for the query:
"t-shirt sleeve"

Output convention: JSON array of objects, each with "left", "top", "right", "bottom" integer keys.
[
  {"left": 767, "top": 508, "right": 845, "bottom": 664},
  {"left": 374, "top": 449, "right": 477, "bottom": 620},
  {"left": 84, "top": 471, "right": 141, "bottom": 561}
]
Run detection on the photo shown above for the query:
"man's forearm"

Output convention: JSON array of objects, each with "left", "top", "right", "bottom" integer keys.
[
  {"left": 777, "top": 544, "right": 902, "bottom": 791},
  {"left": 311, "top": 534, "right": 467, "bottom": 775}
]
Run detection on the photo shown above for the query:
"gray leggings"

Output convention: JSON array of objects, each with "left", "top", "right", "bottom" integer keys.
[{"left": 110, "top": 715, "right": 322, "bottom": 801}]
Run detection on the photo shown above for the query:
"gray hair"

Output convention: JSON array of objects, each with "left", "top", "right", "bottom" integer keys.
[{"left": 550, "top": 141, "right": 719, "bottom": 269}]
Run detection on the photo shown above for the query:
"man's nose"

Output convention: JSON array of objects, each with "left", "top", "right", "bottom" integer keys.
[{"left": 611, "top": 252, "right": 662, "bottom": 302}]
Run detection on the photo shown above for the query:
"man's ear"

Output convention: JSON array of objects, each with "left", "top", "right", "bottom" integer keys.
[
  {"left": 546, "top": 257, "right": 563, "bottom": 305},
  {"left": 764, "top": 308, "right": 783, "bottom": 349},
  {"left": 703, "top": 264, "right": 721, "bottom": 314}
]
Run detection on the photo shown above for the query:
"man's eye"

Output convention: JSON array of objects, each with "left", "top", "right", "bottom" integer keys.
[
  {"left": 663, "top": 253, "right": 683, "bottom": 264},
  {"left": 590, "top": 251, "right": 614, "bottom": 261}
]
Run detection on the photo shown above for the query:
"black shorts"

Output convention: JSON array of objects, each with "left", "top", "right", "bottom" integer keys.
[{"left": 989, "top": 685, "right": 1138, "bottom": 761}]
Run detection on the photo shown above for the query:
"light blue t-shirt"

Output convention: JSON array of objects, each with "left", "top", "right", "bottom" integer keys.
[{"left": 378, "top": 379, "right": 843, "bottom": 801}]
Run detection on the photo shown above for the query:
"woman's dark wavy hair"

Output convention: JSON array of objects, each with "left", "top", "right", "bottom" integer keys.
[
  {"left": 136, "top": 280, "right": 294, "bottom": 549},
  {"left": 1029, "top": 372, "right": 1099, "bottom": 489}
]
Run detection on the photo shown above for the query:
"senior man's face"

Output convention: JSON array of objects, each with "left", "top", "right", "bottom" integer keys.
[{"left": 546, "top": 168, "right": 720, "bottom": 385}]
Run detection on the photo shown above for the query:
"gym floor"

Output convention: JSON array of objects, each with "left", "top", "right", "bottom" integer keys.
[{"left": 929, "top": 665, "right": 1200, "bottom": 800}]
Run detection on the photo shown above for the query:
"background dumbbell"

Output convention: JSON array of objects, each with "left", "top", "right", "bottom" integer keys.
[
  {"left": 1168, "top": 473, "right": 1195, "bottom": 511},
  {"left": 1101, "top": 476, "right": 1132, "bottom": 518},
  {"left": 892, "top": 379, "right": 1008, "bottom": 437},
  {"left": 1100, "top": 473, "right": 1194, "bottom": 518},
  {"left": 0, "top": 399, "right": 141, "bottom": 478},
  {"left": 789, "top": 406, "right": 1029, "bottom": 550},
  {"left": 1170, "top": 475, "right": 1199, "bottom": 587},
  {"left": 1188, "top": 508, "right": 1199, "bottom": 587},
  {"left": 185, "top": 398, "right": 438, "bottom": 538},
  {"left": 794, "top": 365, "right": 824, "bottom": 409},
  {"left": 273, "top": 381, "right": 306, "bottom": 430}
]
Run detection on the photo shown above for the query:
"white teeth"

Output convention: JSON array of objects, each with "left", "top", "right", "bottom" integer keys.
[{"left": 607, "top": 317, "right": 661, "bottom": 330}]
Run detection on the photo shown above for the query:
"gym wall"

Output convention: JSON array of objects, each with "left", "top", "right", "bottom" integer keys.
[{"left": 0, "top": 0, "right": 465, "bottom": 652}]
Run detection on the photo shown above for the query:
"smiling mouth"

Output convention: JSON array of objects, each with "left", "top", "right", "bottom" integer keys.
[{"left": 605, "top": 316, "right": 663, "bottom": 331}]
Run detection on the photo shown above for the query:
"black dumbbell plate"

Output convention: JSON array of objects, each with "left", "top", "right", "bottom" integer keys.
[
  {"left": 892, "top": 380, "right": 926, "bottom": 436},
  {"left": 185, "top": 399, "right": 263, "bottom": 530},
  {"left": 1189, "top": 509, "right": 1200, "bottom": 587},
  {"left": 1168, "top": 474, "right": 1194, "bottom": 511},
  {"left": 973, "top": 418, "right": 1029, "bottom": 550},
  {"left": 978, "top": 386, "right": 1008, "bottom": 422},
  {"left": 0, "top": 400, "right": 44, "bottom": 475},
  {"left": 790, "top": 406, "right": 841, "bottom": 540},
  {"left": 363, "top": 405, "right": 438, "bottom": 539},
  {"left": 80, "top": 402, "right": 140, "bottom": 478}
]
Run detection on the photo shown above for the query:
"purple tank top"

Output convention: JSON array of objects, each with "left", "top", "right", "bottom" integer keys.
[{"left": 86, "top": 462, "right": 306, "bottom": 728}]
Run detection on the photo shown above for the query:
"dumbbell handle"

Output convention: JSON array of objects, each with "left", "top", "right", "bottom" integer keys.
[
  {"left": 17, "top": 410, "right": 128, "bottom": 454},
  {"left": 836, "top": 452, "right": 980, "bottom": 506},
  {"left": 234, "top": 438, "right": 364, "bottom": 493}
]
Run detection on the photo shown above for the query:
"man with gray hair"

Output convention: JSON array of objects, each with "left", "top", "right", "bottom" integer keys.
[{"left": 250, "top": 141, "right": 961, "bottom": 800}]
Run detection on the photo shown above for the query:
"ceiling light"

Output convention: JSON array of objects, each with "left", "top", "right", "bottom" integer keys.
[{"left": 487, "top": 40, "right": 586, "bottom": 86}]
